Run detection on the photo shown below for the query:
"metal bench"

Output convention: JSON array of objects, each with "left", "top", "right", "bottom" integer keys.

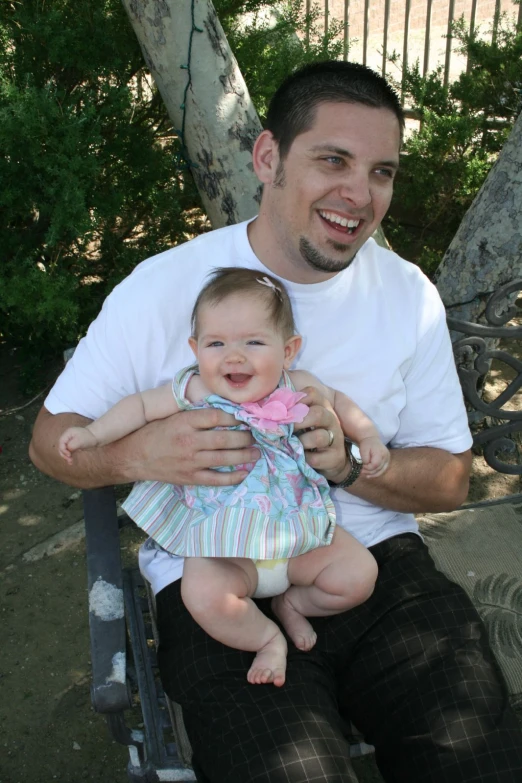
[{"left": 82, "top": 280, "right": 522, "bottom": 781}]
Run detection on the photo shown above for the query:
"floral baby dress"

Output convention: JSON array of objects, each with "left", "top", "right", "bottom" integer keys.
[{"left": 121, "top": 364, "right": 336, "bottom": 559}]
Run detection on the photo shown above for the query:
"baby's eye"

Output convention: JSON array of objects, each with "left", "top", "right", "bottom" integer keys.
[
  {"left": 207, "top": 341, "right": 224, "bottom": 347},
  {"left": 247, "top": 340, "right": 264, "bottom": 346}
]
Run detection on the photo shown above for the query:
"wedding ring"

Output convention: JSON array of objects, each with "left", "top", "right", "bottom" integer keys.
[{"left": 326, "top": 429, "right": 334, "bottom": 448}]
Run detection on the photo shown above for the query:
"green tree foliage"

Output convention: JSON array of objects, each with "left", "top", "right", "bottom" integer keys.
[
  {"left": 1, "top": 0, "right": 341, "bottom": 388},
  {"left": 1, "top": 0, "right": 198, "bottom": 384},
  {"left": 220, "top": 0, "right": 343, "bottom": 121},
  {"left": 384, "top": 14, "right": 522, "bottom": 276}
]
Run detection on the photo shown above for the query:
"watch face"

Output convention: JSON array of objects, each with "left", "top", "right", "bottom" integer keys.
[{"left": 351, "top": 444, "right": 362, "bottom": 463}]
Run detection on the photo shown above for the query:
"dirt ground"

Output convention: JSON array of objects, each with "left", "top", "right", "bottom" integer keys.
[{"left": 1, "top": 344, "right": 521, "bottom": 783}]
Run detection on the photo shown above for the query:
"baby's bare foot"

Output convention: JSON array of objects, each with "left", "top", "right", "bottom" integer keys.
[
  {"left": 247, "top": 631, "right": 288, "bottom": 687},
  {"left": 272, "top": 593, "right": 317, "bottom": 652}
]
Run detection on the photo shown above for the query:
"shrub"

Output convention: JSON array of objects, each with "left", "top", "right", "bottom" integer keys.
[{"left": 0, "top": 0, "right": 197, "bottom": 386}]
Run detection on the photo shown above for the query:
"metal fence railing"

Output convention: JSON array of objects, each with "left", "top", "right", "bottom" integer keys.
[{"left": 309, "top": 0, "right": 522, "bottom": 94}]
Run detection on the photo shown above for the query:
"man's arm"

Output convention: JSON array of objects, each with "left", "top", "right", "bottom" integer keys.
[
  {"left": 336, "top": 445, "right": 471, "bottom": 513},
  {"left": 29, "top": 405, "right": 259, "bottom": 490},
  {"left": 294, "top": 387, "right": 471, "bottom": 513}
]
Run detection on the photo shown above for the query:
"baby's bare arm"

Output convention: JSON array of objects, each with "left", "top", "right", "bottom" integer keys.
[
  {"left": 331, "top": 389, "right": 381, "bottom": 444},
  {"left": 58, "top": 384, "right": 181, "bottom": 463},
  {"left": 291, "top": 370, "right": 377, "bottom": 440},
  {"left": 290, "top": 370, "right": 335, "bottom": 405},
  {"left": 331, "top": 389, "right": 390, "bottom": 476},
  {"left": 86, "top": 384, "right": 179, "bottom": 446},
  {"left": 290, "top": 370, "right": 389, "bottom": 475},
  {"left": 185, "top": 374, "right": 210, "bottom": 403}
]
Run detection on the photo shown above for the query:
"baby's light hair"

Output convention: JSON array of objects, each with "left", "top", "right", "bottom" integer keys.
[{"left": 191, "top": 267, "right": 296, "bottom": 338}]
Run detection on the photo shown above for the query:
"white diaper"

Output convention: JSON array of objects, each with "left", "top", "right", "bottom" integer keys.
[{"left": 253, "top": 558, "right": 290, "bottom": 599}]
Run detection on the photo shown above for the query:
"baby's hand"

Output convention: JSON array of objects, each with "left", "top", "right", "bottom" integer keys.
[
  {"left": 359, "top": 437, "right": 390, "bottom": 478},
  {"left": 58, "top": 426, "right": 98, "bottom": 464}
]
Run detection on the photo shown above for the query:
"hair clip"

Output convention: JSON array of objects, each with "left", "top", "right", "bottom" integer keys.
[{"left": 257, "top": 276, "right": 282, "bottom": 299}]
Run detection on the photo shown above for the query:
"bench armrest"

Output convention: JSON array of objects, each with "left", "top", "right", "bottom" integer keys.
[{"left": 83, "top": 487, "right": 132, "bottom": 713}]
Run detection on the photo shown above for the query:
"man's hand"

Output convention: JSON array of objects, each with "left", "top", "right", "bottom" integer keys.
[
  {"left": 294, "top": 386, "right": 349, "bottom": 483},
  {"left": 130, "top": 407, "right": 259, "bottom": 486}
]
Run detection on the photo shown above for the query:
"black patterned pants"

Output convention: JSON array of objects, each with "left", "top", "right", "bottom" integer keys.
[{"left": 156, "top": 533, "right": 522, "bottom": 782}]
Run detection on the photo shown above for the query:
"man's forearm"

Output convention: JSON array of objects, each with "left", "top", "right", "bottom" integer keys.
[
  {"left": 29, "top": 407, "right": 141, "bottom": 489},
  {"left": 30, "top": 404, "right": 259, "bottom": 490},
  {"left": 347, "top": 447, "right": 472, "bottom": 513}
]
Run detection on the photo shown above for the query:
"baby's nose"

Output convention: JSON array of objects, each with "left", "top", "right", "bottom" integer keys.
[{"left": 225, "top": 348, "right": 245, "bottom": 363}]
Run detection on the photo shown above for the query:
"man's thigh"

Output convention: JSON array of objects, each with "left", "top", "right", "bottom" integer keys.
[
  {"left": 322, "top": 533, "right": 522, "bottom": 783},
  {"left": 156, "top": 580, "right": 358, "bottom": 783}
]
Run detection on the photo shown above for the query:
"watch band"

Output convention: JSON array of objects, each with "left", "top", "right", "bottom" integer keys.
[{"left": 328, "top": 438, "right": 362, "bottom": 489}]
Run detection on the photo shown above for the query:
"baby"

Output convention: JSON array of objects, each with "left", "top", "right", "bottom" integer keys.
[{"left": 59, "top": 267, "right": 390, "bottom": 687}]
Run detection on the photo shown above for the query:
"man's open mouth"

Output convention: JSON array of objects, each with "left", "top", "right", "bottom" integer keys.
[{"left": 318, "top": 210, "right": 361, "bottom": 235}]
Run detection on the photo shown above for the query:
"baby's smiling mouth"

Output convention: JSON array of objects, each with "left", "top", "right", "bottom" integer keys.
[{"left": 226, "top": 374, "right": 251, "bottom": 385}]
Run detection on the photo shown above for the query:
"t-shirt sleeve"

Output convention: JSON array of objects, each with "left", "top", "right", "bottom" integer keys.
[
  {"left": 391, "top": 282, "right": 473, "bottom": 454},
  {"left": 45, "top": 289, "right": 140, "bottom": 420}
]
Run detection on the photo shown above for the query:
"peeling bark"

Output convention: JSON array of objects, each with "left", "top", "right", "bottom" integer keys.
[
  {"left": 121, "top": 0, "right": 263, "bottom": 227},
  {"left": 435, "top": 111, "right": 522, "bottom": 325}
]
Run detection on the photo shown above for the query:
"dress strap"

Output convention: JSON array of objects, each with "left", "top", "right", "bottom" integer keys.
[
  {"left": 172, "top": 363, "right": 199, "bottom": 410},
  {"left": 280, "top": 369, "right": 296, "bottom": 391}
]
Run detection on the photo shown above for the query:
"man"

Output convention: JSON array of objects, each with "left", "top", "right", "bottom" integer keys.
[{"left": 30, "top": 62, "right": 522, "bottom": 782}]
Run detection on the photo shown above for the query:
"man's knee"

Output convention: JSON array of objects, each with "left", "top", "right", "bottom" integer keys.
[{"left": 189, "top": 715, "right": 357, "bottom": 783}]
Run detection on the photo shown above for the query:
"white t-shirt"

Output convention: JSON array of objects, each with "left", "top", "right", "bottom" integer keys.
[{"left": 45, "top": 220, "right": 472, "bottom": 594}]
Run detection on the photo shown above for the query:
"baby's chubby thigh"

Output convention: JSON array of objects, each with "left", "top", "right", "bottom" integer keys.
[
  {"left": 181, "top": 556, "right": 260, "bottom": 617},
  {"left": 180, "top": 557, "right": 290, "bottom": 686},
  {"left": 287, "top": 527, "right": 378, "bottom": 607}
]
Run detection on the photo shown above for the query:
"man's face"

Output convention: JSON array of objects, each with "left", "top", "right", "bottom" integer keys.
[{"left": 253, "top": 101, "right": 401, "bottom": 282}]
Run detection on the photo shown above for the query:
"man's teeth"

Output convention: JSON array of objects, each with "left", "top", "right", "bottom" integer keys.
[{"left": 319, "top": 211, "right": 360, "bottom": 231}]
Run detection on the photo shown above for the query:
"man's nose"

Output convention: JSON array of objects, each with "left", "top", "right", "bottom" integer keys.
[{"left": 338, "top": 171, "right": 371, "bottom": 209}]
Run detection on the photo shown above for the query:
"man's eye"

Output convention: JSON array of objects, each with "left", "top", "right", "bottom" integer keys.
[
  {"left": 375, "top": 168, "right": 395, "bottom": 179},
  {"left": 323, "top": 156, "right": 343, "bottom": 165}
]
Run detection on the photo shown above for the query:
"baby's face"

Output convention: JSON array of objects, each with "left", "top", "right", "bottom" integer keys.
[{"left": 189, "top": 294, "right": 298, "bottom": 404}]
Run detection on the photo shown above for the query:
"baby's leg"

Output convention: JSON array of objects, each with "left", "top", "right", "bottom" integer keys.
[
  {"left": 272, "top": 528, "right": 378, "bottom": 650},
  {"left": 181, "top": 557, "right": 288, "bottom": 687}
]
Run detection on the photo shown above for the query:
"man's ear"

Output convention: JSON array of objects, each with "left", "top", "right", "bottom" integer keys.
[
  {"left": 188, "top": 336, "right": 198, "bottom": 359},
  {"left": 283, "top": 335, "right": 303, "bottom": 369},
  {"left": 252, "top": 129, "right": 280, "bottom": 184}
]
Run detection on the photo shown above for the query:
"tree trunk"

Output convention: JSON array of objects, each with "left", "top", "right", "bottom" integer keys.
[
  {"left": 121, "top": 0, "right": 263, "bottom": 227},
  {"left": 435, "top": 111, "right": 522, "bottom": 324}
]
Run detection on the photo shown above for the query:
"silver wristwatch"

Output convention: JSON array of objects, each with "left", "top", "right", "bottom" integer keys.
[{"left": 329, "top": 439, "right": 363, "bottom": 489}]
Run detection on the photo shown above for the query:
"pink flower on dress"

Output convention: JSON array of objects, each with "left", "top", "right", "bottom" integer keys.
[
  {"left": 229, "top": 485, "right": 248, "bottom": 508},
  {"left": 183, "top": 489, "right": 196, "bottom": 508},
  {"left": 242, "top": 389, "right": 309, "bottom": 432},
  {"left": 287, "top": 471, "right": 305, "bottom": 506},
  {"left": 253, "top": 494, "right": 272, "bottom": 514}
]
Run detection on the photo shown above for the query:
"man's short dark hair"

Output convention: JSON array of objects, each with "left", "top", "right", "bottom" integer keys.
[{"left": 265, "top": 60, "right": 405, "bottom": 161}]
